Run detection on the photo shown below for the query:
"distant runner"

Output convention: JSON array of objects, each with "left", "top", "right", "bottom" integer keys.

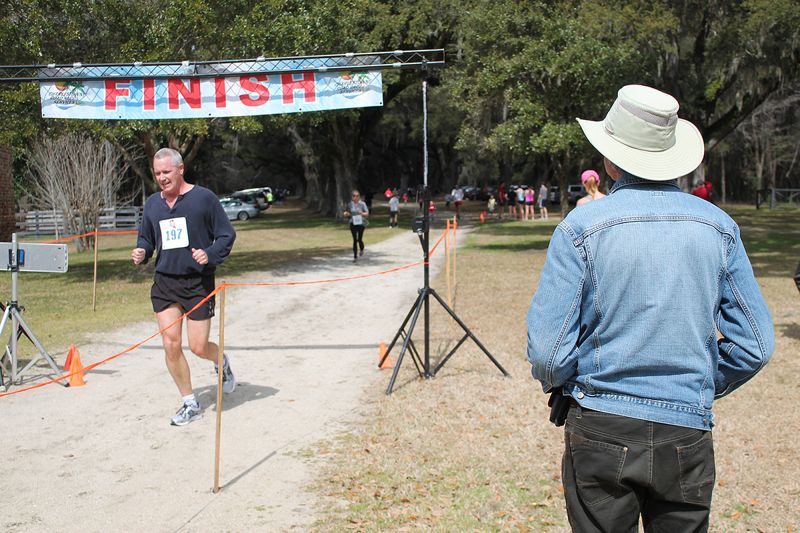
[{"left": 344, "top": 189, "right": 369, "bottom": 262}]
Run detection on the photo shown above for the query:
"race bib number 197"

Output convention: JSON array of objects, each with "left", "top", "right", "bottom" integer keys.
[{"left": 159, "top": 217, "right": 189, "bottom": 250}]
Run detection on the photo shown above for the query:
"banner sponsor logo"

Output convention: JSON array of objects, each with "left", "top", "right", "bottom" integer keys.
[
  {"left": 332, "top": 72, "right": 375, "bottom": 99},
  {"left": 40, "top": 68, "right": 382, "bottom": 120},
  {"left": 51, "top": 81, "right": 88, "bottom": 109}
]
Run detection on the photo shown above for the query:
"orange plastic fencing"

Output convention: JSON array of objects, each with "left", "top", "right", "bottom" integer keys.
[
  {"left": 0, "top": 227, "right": 452, "bottom": 398},
  {"left": 41, "top": 229, "right": 138, "bottom": 244}
]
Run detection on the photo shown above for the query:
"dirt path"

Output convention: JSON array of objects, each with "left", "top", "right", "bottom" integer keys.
[{"left": 0, "top": 229, "right": 445, "bottom": 532}]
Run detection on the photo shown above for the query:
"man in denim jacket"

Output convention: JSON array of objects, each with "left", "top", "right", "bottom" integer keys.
[{"left": 526, "top": 85, "right": 774, "bottom": 532}]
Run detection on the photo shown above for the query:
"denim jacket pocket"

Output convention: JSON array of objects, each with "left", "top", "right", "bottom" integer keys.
[
  {"left": 567, "top": 432, "right": 628, "bottom": 507},
  {"left": 676, "top": 432, "right": 716, "bottom": 505}
]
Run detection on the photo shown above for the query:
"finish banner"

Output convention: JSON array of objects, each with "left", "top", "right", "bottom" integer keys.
[{"left": 39, "top": 63, "right": 383, "bottom": 120}]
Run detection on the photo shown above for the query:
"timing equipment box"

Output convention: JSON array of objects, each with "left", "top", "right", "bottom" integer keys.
[{"left": 1, "top": 242, "right": 69, "bottom": 273}]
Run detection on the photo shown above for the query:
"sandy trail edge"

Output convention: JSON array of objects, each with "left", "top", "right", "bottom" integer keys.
[{"left": 0, "top": 228, "right": 447, "bottom": 532}]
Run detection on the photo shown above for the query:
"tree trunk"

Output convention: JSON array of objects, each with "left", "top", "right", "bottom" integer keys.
[
  {"left": 553, "top": 152, "right": 571, "bottom": 216},
  {"left": 437, "top": 146, "right": 451, "bottom": 191},
  {"left": 287, "top": 124, "right": 324, "bottom": 211},
  {"left": 754, "top": 136, "right": 765, "bottom": 191},
  {"left": 720, "top": 153, "right": 726, "bottom": 204},
  {"left": 331, "top": 158, "right": 352, "bottom": 220},
  {"left": 329, "top": 117, "right": 363, "bottom": 217},
  {"left": 766, "top": 137, "right": 777, "bottom": 191},
  {"left": 174, "top": 132, "right": 206, "bottom": 173}
]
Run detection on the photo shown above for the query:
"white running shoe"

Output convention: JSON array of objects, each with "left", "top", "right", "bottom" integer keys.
[
  {"left": 171, "top": 401, "right": 202, "bottom": 426},
  {"left": 215, "top": 353, "right": 236, "bottom": 394}
]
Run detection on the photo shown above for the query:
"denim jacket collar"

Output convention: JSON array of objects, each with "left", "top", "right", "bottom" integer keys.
[{"left": 609, "top": 173, "right": 680, "bottom": 194}]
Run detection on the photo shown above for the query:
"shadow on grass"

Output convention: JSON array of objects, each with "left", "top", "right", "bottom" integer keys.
[
  {"left": 736, "top": 208, "right": 800, "bottom": 278},
  {"left": 472, "top": 223, "right": 557, "bottom": 238},
  {"left": 454, "top": 220, "right": 555, "bottom": 253},
  {"left": 470, "top": 241, "right": 550, "bottom": 253}
]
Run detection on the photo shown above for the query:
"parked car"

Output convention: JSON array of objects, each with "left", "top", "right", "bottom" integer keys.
[
  {"left": 231, "top": 188, "right": 268, "bottom": 210},
  {"left": 461, "top": 185, "right": 480, "bottom": 200},
  {"left": 476, "top": 186, "right": 496, "bottom": 201},
  {"left": 567, "top": 184, "right": 588, "bottom": 204},
  {"left": 549, "top": 185, "right": 587, "bottom": 205},
  {"left": 219, "top": 197, "right": 259, "bottom": 221}
]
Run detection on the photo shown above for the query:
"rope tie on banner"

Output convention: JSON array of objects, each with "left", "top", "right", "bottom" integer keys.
[{"left": 0, "top": 226, "right": 453, "bottom": 398}]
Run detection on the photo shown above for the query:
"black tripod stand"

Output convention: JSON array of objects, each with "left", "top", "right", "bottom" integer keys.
[{"left": 379, "top": 187, "right": 509, "bottom": 394}]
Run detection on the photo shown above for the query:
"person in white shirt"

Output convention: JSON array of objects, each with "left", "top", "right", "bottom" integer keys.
[
  {"left": 389, "top": 194, "right": 400, "bottom": 228},
  {"left": 451, "top": 185, "right": 465, "bottom": 220}
]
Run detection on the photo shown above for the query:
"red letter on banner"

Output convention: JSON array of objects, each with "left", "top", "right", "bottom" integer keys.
[
  {"left": 143, "top": 79, "right": 155, "bottom": 111},
  {"left": 168, "top": 79, "right": 201, "bottom": 109},
  {"left": 281, "top": 73, "right": 316, "bottom": 104},
  {"left": 105, "top": 79, "right": 130, "bottom": 110},
  {"left": 215, "top": 77, "right": 227, "bottom": 108},
  {"left": 239, "top": 75, "right": 269, "bottom": 107}
]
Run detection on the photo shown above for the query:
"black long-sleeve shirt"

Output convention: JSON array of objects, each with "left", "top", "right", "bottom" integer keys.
[{"left": 137, "top": 185, "right": 235, "bottom": 275}]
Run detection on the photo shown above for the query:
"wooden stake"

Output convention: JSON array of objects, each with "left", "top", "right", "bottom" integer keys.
[
  {"left": 213, "top": 285, "right": 226, "bottom": 493},
  {"left": 445, "top": 221, "right": 451, "bottom": 307},
  {"left": 92, "top": 229, "right": 98, "bottom": 311}
]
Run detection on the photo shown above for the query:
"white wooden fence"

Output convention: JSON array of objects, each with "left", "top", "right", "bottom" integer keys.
[{"left": 14, "top": 206, "right": 143, "bottom": 236}]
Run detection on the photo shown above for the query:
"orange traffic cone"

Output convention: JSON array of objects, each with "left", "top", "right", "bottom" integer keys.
[
  {"left": 378, "top": 341, "right": 393, "bottom": 369},
  {"left": 479, "top": 211, "right": 486, "bottom": 223},
  {"left": 64, "top": 344, "right": 77, "bottom": 370},
  {"left": 67, "top": 347, "right": 86, "bottom": 387}
]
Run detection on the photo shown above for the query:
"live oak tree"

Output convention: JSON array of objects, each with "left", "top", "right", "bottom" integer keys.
[
  {"left": 1, "top": 0, "right": 798, "bottom": 225},
  {"left": 449, "top": 0, "right": 674, "bottom": 212}
]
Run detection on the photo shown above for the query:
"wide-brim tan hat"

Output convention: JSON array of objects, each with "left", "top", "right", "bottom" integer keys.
[{"left": 577, "top": 85, "right": 705, "bottom": 181}]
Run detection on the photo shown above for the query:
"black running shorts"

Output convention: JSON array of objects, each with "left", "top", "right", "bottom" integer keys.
[{"left": 150, "top": 272, "right": 216, "bottom": 320}]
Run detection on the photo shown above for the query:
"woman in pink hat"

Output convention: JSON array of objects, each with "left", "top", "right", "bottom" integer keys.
[{"left": 576, "top": 169, "right": 606, "bottom": 206}]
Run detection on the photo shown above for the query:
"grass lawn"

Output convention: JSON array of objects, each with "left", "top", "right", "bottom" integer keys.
[
  {"left": 0, "top": 200, "right": 400, "bottom": 360},
  {"left": 311, "top": 202, "right": 800, "bottom": 532}
]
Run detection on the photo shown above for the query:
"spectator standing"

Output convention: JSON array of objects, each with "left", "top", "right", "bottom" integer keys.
[
  {"left": 507, "top": 186, "right": 517, "bottom": 219},
  {"left": 692, "top": 181, "right": 715, "bottom": 203},
  {"left": 524, "top": 186, "right": 535, "bottom": 220},
  {"left": 527, "top": 85, "right": 774, "bottom": 531},
  {"left": 497, "top": 182, "right": 508, "bottom": 220},
  {"left": 538, "top": 182, "right": 549, "bottom": 219},
  {"left": 389, "top": 194, "right": 400, "bottom": 228},
  {"left": 452, "top": 185, "right": 465, "bottom": 220},
  {"left": 576, "top": 169, "right": 606, "bottom": 206},
  {"left": 515, "top": 186, "right": 526, "bottom": 220},
  {"left": 487, "top": 195, "right": 497, "bottom": 218}
]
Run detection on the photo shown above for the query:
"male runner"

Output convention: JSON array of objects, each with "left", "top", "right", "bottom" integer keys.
[{"left": 132, "top": 148, "right": 236, "bottom": 426}]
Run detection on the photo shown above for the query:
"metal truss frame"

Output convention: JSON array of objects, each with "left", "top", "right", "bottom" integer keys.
[{"left": 0, "top": 49, "right": 445, "bottom": 83}]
